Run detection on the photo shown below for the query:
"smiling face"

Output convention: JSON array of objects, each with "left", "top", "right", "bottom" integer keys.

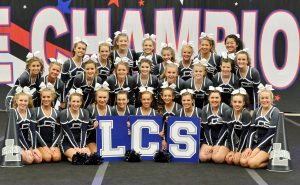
[
  {"left": 84, "top": 62, "right": 97, "bottom": 79},
  {"left": 181, "top": 45, "right": 193, "bottom": 62},
  {"left": 139, "top": 61, "right": 151, "bottom": 76},
  {"left": 192, "top": 65, "right": 206, "bottom": 80},
  {"left": 73, "top": 42, "right": 87, "bottom": 57},
  {"left": 116, "top": 63, "right": 129, "bottom": 79},
  {"left": 141, "top": 92, "right": 153, "bottom": 109},
  {"left": 16, "top": 94, "right": 29, "bottom": 111},
  {"left": 116, "top": 93, "right": 129, "bottom": 109},
  {"left": 181, "top": 94, "right": 193, "bottom": 110},
  {"left": 117, "top": 35, "right": 129, "bottom": 51},
  {"left": 29, "top": 60, "right": 42, "bottom": 76},
  {"left": 69, "top": 94, "right": 82, "bottom": 111},
  {"left": 225, "top": 38, "right": 238, "bottom": 54},
  {"left": 221, "top": 60, "right": 232, "bottom": 76},
  {"left": 236, "top": 53, "right": 250, "bottom": 69},
  {"left": 200, "top": 39, "right": 212, "bottom": 55},
  {"left": 48, "top": 63, "right": 61, "bottom": 80},
  {"left": 259, "top": 91, "right": 273, "bottom": 109},
  {"left": 41, "top": 90, "right": 55, "bottom": 107},
  {"left": 165, "top": 66, "right": 178, "bottom": 83},
  {"left": 99, "top": 45, "right": 110, "bottom": 61},
  {"left": 161, "top": 49, "right": 172, "bottom": 62},
  {"left": 161, "top": 89, "right": 174, "bottom": 105},
  {"left": 95, "top": 90, "right": 109, "bottom": 107},
  {"left": 231, "top": 95, "right": 245, "bottom": 112},
  {"left": 143, "top": 39, "right": 155, "bottom": 55},
  {"left": 208, "top": 92, "right": 221, "bottom": 109}
]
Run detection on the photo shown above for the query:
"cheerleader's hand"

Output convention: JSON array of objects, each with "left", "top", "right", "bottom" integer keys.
[
  {"left": 159, "top": 131, "right": 165, "bottom": 137},
  {"left": 162, "top": 140, "right": 167, "bottom": 151},
  {"left": 93, "top": 120, "right": 99, "bottom": 128},
  {"left": 241, "top": 148, "right": 252, "bottom": 159}
]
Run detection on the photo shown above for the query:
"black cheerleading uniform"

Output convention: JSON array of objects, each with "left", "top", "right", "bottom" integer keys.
[
  {"left": 236, "top": 66, "right": 261, "bottom": 109},
  {"left": 92, "top": 55, "right": 113, "bottom": 81},
  {"left": 201, "top": 103, "right": 230, "bottom": 146},
  {"left": 212, "top": 72, "right": 239, "bottom": 105},
  {"left": 73, "top": 73, "right": 102, "bottom": 108},
  {"left": 136, "top": 52, "right": 163, "bottom": 70},
  {"left": 153, "top": 62, "right": 165, "bottom": 78},
  {"left": 36, "top": 75, "right": 66, "bottom": 107},
  {"left": 135, "top": 107, "right": 158, "bottom": 116},
  {"left": 246, "top": 106, "right": 280, "bottom": 153},
  {"left": 12, "top": 108, "right": 37, "bottom": 150},
  {"left": 61, "top": 58, "right": 84, "bottom": 96},
  {"left": 35, "top": 107, "right": 61, "bottom": 148},
  {"left": 110, "top": 49, "right": 138, "bottom": 75},
  {"left": 185, "top": 77, "right": 213, "bottom": 109},
  {"left": 5, "top": 70, "right": 41, "bottom": 109},
  {"left": 105, "top": 74, "right": 137, "bottom": 106},
  {"left": 195, "top": 52, "right": 221, "bottom": 80},
  {"left": 178, "top": 60, "right": 193, "bottom": 81},
  {"left": 60, "top": 108, "right": 89, "bottom": 152},
  {"left": 216, "top": 108, "right": 251, "bottom": 152},
  {"left": 161, "top": 103, "right": 182, "bottom": 139},
  {"left": 112, "top": 105, "right": 135, "bottom": 116},
  {"left": 158, "top": 77, "right": 186, "bottom": 105}
]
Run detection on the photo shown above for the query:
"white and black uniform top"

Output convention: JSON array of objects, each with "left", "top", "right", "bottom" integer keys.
[
  {"left": 73, "top": 72, "right": 102, "bottom": 108},
  {"left": 158, "top": 77, "right": 186, "bottom": 105},
  {"left": 112, "top": 105, "right": 135, "bottom": 116},
  {"left": 153, "top": 62, "right": 165, "bottom": 78},
  {"left": 105, "top": 74, "right": 137, "bottom": 106},
  {"left": 201, "top": 103, "right": 230, "bottom": 146},
  {"left": 37, "top": 75, "right": 66, "bottom": 107},
  {"left": 5, "top": 70, "right": 41, "bottom": 109},
  {"left": 178, "top": 60, "right": 193, "bottom": 81},
  {"left": 61, "top": 58, "right": 84, "bottom": 95},
  {"left": 217, "top": 108, "right": 251, "bottom": 152},
  {"left": 246, "top": 106, "right": 280, "bottom": 153},
  {"left": 195, "top": 52, "right": 221, "bottom": 80},
  {"left": 92, "top": 55, "right": 113, "bottom": 81},
  {"left": 110, "top": 49, "right": 138, "bottom": 75},
  {"left": 35, "top": 107, "right": 61, "bottom": 148},
  {"left": 135, "top": 107, "right": 158, "bottom": 116},
  {"left": 60, "top": 108, "right": 89, "bottom": 152},
  {"left": 161, "top": 102, "right": 182, "bottom": 139},
  {"left": 235, "top": 66, "right": 261, "bottom": 109},
  {"left": 12, "top": 108, "right": 37, "bottom": 150},
  {"left": 212, "top": 72, "right": 239, "bottom": 105},
  {"left": 185, "top": 77, "right": 213, "bottom": 109},
  {"left": 136, "top": 52, "right": 163, "bottom": 71}
]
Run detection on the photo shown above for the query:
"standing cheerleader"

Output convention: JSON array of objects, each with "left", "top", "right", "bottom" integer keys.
[
  {"left": 12, "top": 87, "right": 42, "bottom": 164},
  {"left": 153, "top": 43, "right": 176, "bottom": 77},
  {"left": 60, "top": 88, "right": 90, "bottom": 162},
  {"left": 6, "top": 51, "right": 44, "bottom": 109},
  {"left": 135, "top": 87, "right": 158, "bottom": 116},
  {"left": 61, "top": 37, "right": 88, "bottom": 96},
  {"left": 212, "top": 88, "right": 251, "bottom": 164},
  {"left": 157, "top": 82, "right": 182, "bottom": 150},
  {"left": 86, "top": 83, "right": 113, "bottom": 154},
  {"left": 235, "top": 49, "right": 261, "bottom": 111},
  {"left": 111, "top": 30, "right": 138, "bottom": 75},
  {"left": 212, "top": 58, "right": 239, "bottom": 105},
  {"left": 36, "top": 85, "right": 61, "bottom": 162},
  {"left": 185, "top": 58, "right": 213, "bottom": 109},
  {"left": 199, "top": 87, "right": 230, "bottom": 162},
  {"left": 91, "top": 38, "right": 113, "bottom": 81},
  {"left": 37, "top": 58, "right": 65, "bottom": 109},
  {"left": 240, "top": 84, "right": 280, "bottom": 169},
  {"left": 195, "top": 32, "right": 221, "bottom": 79},
  {"left": 73, "top": 57, "right": 102, "bottom": 108},
  {"left": 178, "top": 41, "right": 194, "bottom": 81},
  {"left": 223, "top": 34, "right": 244, "bottom": 71},
  {"left": 105, "top": 58, "right": 137, "bottom": 106}
]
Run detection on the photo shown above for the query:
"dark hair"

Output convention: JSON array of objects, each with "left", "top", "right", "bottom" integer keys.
[
  {"left": 230, "top": 93, "right": 250, "bottom": 109},
  {"left": 224, "top": 34, "right": 244, "bottom": 52},
  {"left": 72, "top": 41, "right": 87, "bottom": 56}
]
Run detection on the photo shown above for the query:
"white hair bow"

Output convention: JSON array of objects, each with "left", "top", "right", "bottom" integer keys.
[
  {"left": 208, "top": 86, "right": 223, "bottom": 92},
  {"left": 116, "top": 87, "right": 130, "bottom": 93},
  {"left": 180, "top": 89, "right": 195, "bottom": 95},
  {"left": 231, "top": 88, "right": 247, "bottom": 95},
  {"left": 229, "top": 33, "right": 240, "bottom": 39},
  {"left": 114, "top": 30, "right": 127, "bottom": 38},
  {"left": 138, "top": 55, "right": 153, "bottom": 64},
  {"left": 114, "top": 57, "right": 129, "bottom": 65},
  {"left": 161, "top": 81, "right": 176, "bottom": 89},
  {"left": 49, "top": 58, "right": 64, "bottom": 65},
  {"left": 15, "top": 86, "right": 35, "bottom": 96},
  {"left": 166, "top": 60, "right": 179, "bottom": 67},
  {"left": 200, "top": 32, "right": 214, "bottom": 39},
  {"left": 90, "top": 54, "right": 99, "bottom": 63},
  {"left": 82, "top": 55, "right": 92, "bottom": 63},
  {"left": 139, "top": 86, "right": 154, "bottom": 94},
  {"left": 192, "top": 58, "right": 208, "bottom": 67},
  {"left": 236, "top": 48, "right": 249, "bottom": 54},
  {"left": 99, "top": 38, "right": 113, "bottom": 46},
  {"left": 161, "top": 42, "right": 174, "bottom": 49},
  {"left": 39, "top": 82, "right": 55, "bottom": 92},
  {"left": 94, "top": 82, "right": 110, "bottom": 91},
  {"left": 143, "top": 34, "right": 156, "bottom": 41},
  {"left": 26, "top": 51, "right": 41, "bottom": 61},
  {"left": 257, "top": 83, "right": 274, "bottom": 93},
  {"left": 69, "top": 88, "right": 83, "bottom": 95},
  {"left": 221, "top": 52, "right": 236, "bottom": 60},
  {"left": 74, "top": 37, "right": 88, "bottom": 46},
  {"left": 182, "top": 40, "right": 194, "bottom": 48}
]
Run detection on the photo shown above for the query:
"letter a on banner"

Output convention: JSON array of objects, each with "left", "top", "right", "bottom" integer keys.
[
  {"left": 97, "top": 116, "right": 130, "bottom": 161},
  {"left": 130, "top": 116, "right": 162, "bottom": 160},
  {"left": 167, "top": 117, "right": 200, "bottom": 163}
]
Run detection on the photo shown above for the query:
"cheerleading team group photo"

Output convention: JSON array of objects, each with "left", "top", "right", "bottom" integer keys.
[{"left": 0, "top": 0, "right": 299, "bottom": 185}]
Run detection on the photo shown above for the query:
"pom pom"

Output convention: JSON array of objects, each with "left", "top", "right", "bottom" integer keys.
[
  {"left": 85, "top": 153, "right": 104, "bottom": 165},
  {"left": 72, "top": 152, "right": 88, "bottom": 165},
  {"left": 124, "top": 149, "right": 141, "bottom": 162},
  {"left": 153, "top": 150, "right": 172, "bottom": 163}
]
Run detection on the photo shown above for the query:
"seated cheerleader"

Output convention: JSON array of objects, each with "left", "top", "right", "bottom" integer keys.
[
  {"left": 110, "top": 30, "right": 138, "bottom": 75},
  {"left": 134, "top": 56, "right": 159, "bottom": 108},
  {"left": 6, "top": 51, "right": 44, "bottom": 109},
  {"left": 158, "top": 63, "right": 186, "bottom": 104},
  {"left": 195, "top": 32, "right": 221, "bottom": 79},
  {"left": 86, "top": 82, "right": 113, "bottom": 153},
  {"left": 12, "top": 86, "right": 42, "bottom": 164},
  {"left": 91, "top": 38, "right": 113, "bottom": 81},
  {"left": 185, "top": 58, "right": 213, "bottom": 109},
  {"left": 73, "top": 56, "right": 102, "bottom": 108},
  {"left": 240, "top": 84, "right": 280, "bottom": 169},
  {"left": 153, "top": 43, "right": 176, "bottom": 77},
  {"left": 36, "top": 84, "right": 61, "bottom": 162},
  {"left": 37, "top": 58, "right": 65, "bottom": 109},
  {"left": 60, "top": 88, "right": 90, "bottom": 162},
  {"left": 212, "top": 88, "right": 251, "bottom": 164},
  {"left": 199, "top": 86, "right": 230, "bottom": 162},
  {"left": 105, "top": 57, "right": 137, "bottom": 106},
  {"left": 61, "top": 37, "right": 88, "bottom": 96},
  {"left": 157, "top": 82, "right": 182, "bottom": 150},
  {"left": 135, "top": 87, "right": 158, "bottom": 116},
  {"left": 112, "top": 90, "right": 135, "bottom": 116},
  {"left": 212, "top": 58, "right": 239, "bottom": 105},
  {"left": 235, "top": 49, "right": 261, "bottom": 112},
  {"left": 178, "top": 41, "right": 194, "bottom": 81},
  {"left": 137, "top": 33, "right": 163, "bottom": 68}
]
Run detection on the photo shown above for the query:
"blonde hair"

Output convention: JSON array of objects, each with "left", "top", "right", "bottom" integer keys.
[
  {"left": 142, "top": 38, "right": 156, "bottom": 52},
  {"left": 181, "top": 45, "right": 194, "bottom": 57},
  {"left": 113, "top": 33, "right": 128, "bottom": 50},
  {"left": 160, "top": 63, "right": 178, "bottom": 80},
  {"left": 40, "top": 88, "right": 57, "bottom": 106},
  {"left": 161, "top": 47, "right": 175, "bottom": 62},
  {"left": 12, "top": 92, "right": 34, "bottom": 109},
  {"left": 192, "top": 63, "right": 207, "bottom": 77}
]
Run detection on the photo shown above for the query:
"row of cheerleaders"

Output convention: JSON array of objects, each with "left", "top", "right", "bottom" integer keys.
[{"left": 5, "top": 31, "right": 279, "bottom": 169}]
